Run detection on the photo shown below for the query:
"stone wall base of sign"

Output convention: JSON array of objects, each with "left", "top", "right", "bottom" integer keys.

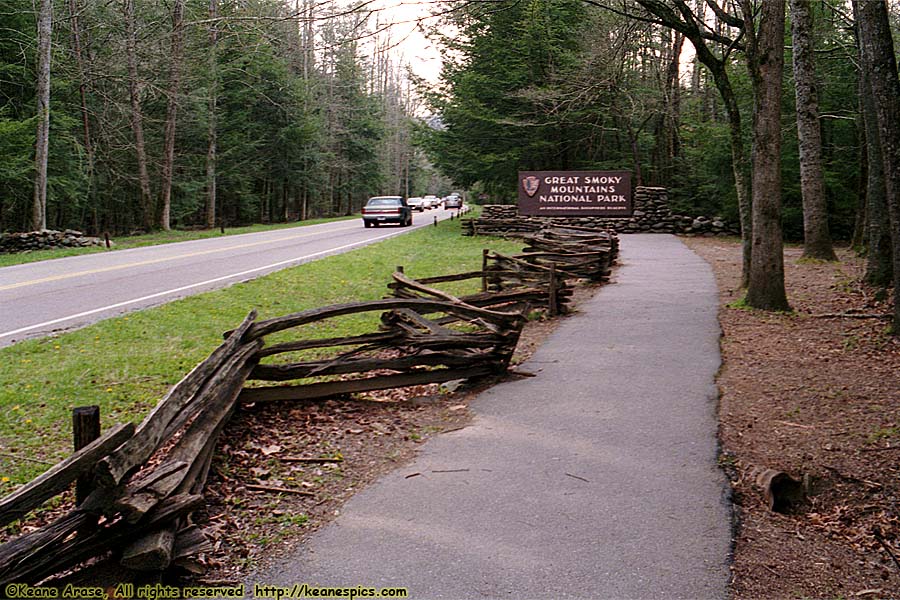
[
  {"left": 0, "top": 229, "right": 107, "bottom": 254},
  {"left": 486, "top": 186, "right": 739, "bottom": 236}
]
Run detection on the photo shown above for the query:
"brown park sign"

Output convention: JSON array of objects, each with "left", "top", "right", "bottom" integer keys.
[{"left": 518, "top": 170, "right": 632, "bottom": 217}]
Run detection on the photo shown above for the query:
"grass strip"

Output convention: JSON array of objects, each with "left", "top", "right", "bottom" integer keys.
[
  {"left": 0, "top": 216, "right": 356, "bottom": 268},
  {"left": 0, "top": 213, "right": 521, "bottom": 486}
]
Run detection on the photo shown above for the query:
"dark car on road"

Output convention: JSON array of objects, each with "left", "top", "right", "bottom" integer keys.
[{"left": 362, "top": 196, "right": 412, "bottom": 227}]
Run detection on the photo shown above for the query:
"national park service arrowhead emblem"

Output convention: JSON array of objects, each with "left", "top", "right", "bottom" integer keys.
[{"left": 522, "top": 175, "right": 540, "bottom": 197}]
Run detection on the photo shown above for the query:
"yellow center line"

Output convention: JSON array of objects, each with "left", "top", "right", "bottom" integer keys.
[{"left": 0, "top": 224, "right": 358, "bottom": 292}]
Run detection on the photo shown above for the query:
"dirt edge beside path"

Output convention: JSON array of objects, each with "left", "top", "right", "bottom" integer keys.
[{"left": 683, "top": 236, "right": 900, "bottom": 600}]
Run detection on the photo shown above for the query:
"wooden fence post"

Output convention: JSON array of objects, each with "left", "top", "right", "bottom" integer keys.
[
  {"left": 548, "top": 264, "right": 558, "bottom": 317},
  {"left": 72, "top": 406, "right": 100, "bottom": 505},
  {"left": 481, "top": 249, "right": 489, "bottom": 292}
]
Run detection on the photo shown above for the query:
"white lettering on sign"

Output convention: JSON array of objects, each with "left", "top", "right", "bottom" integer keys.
[
  {"left": 549, "top": 186, "right": 616, "bottom": 194},
  {"left": 544, "top": 176, "right": 580, "bottom": 184},
  {"left": 539, "top": 194, "right": 627, "bottom": 203},
  {"left": 584, "top": 176, "right": 622, "bottom": 184},
  {"left": 519, "top": 170, "right": 632, "bottom": 216}
]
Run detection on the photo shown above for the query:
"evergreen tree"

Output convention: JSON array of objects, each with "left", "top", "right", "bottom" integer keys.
[{"left": 424, "top": 0, "right": 593, "bottom": 200}]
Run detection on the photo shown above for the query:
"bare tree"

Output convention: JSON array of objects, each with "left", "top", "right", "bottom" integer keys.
[
  {"left": 124, "top": 0, "right": 153, "bottom": 231},
  {"left": 850, "top": 62, "right": 868, "bottom": 254},
  {"left": 632, "top": 0, "right": 753, "bottom": 288},
  {"left": 206, "top": 0, "right": 218, "bottom": 229},
  {"left": 67, "top": 0, "right": 94, "bottom": 210},
  {"left": 790, "top": 0, "right": 837, "bottom": 261},
  {"left": 33, "top": 0, "right": 53, "bottom": 231},
  {"left": 159, "top": 0, "right": 185, "bottom": 231},
  {"left": 654, "top": 28, "right": 683, "bottom": 186},
  {"left": 740, "top": 0, "right": 790, "bottom": 311}
]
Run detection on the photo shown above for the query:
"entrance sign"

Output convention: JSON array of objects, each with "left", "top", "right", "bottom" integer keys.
[{"left": 518, "top": 170, "right": 632, "bottom": 216}]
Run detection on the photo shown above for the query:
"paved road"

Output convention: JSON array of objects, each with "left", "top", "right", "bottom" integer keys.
[
  {"left": 250, "top": 234, "right": 732, "bottom": 599},
  {"left": 0, "top": 208, "right": 456, "bottom": 347}
]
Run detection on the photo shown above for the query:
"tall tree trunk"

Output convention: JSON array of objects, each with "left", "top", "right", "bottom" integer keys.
[
  {"left": 861, "top": 83, "right": 891, "bottom": 286},
  {"left": 159, "top": 0, "right": 185, "bottom": 231},
  {"left": 690, "top": 0, "right": 703, "bottom": 99},
  {"left": 124, "top": 0, "right": 153, "bottom": 231},
  {"left": 790, "top": 0, "right": 837, "bottom": 261},
  {"left": 300, "top": 0, "right": 314, "bottom": 222},
  {"left": 851, "top": 52, "right": 868, "bottom": 255},
  {"left": 854, "top": 20, "right": 894, "bottom": 288},
  {"left": 851, "top": 0, "right": 891, "bottom": 285},
  {"left": 68, "top": 0, "right": 95, "bottom": 228},
  {"left": 664, "top": 30, "right": 683, "bottom": 183},
  {"left": 857, "top": 0, "right": 900, "bottom": 332},
  {"left": 742, "top": 0, "right": 791, "bottom": 311},
  {"left": 625, "top": 121, "right": 643, "bottom": 187},
  {"left": 33, "top": 0, "right": 53, "bottom": 232},
  {"left": 635, "top": 1, "right": 752, "bottom": 287},
  {"left": 205, "top": 0, "right": 218, "bottom": 229},
  {"left": 705, "top": 58, "right": 752, "bottom": 288}
]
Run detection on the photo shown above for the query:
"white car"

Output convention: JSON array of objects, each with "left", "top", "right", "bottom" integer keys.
[
  {"left": 444, "top": 195, "right": 463, "bottom": 209},
  {"left": 422, "top": 195, "right": 439, "bottom": 209},
  {"left": 406, "top": 197, "right": 426, "bottom": 212}
]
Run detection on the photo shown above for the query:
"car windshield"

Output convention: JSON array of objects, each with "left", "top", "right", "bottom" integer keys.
[{"left": 367, "top": 197, "right": 401, "bottom": 206}]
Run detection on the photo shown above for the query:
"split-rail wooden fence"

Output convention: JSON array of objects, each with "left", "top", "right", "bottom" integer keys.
[
  {"left": 520, "top": 227, "right": 619, "bottom": 282},
  {"left": 461, "top": 217, "right": 541, "bottom": 237},
  {"left": 0, "top": 224, "right": 618, "bottom": 586},
  {"left": 389, "top": 257, "right": 570, "bottom": 316}
]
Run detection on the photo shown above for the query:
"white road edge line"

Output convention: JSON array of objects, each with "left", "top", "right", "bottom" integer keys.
[
  {"left": 0, "top": 221, "right": 362, "bottom": 292},
  {"left": 0, "top": 227, "right": 410, "bottom": 340}
]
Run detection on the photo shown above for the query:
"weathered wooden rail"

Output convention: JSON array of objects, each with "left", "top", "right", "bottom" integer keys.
[
  {"left": 0, "top": 224, "right": 620, "bottom": 586},
  {"left": 516, "top": 227, "right": 619, "bottom": 282},
  {"left": 461, "top": 220, "right": 619, "bottom": 282},
  {"left": 240, "top": 297, "right": 525, "bottom": 404},
  {"left": 532, "top": 223, "right": 620, "bottom": 247},
  {"left": 461, "top": 217, "right": 541, "bottom": 237},
  {"left": 388, "top": 258, "right": 570, "bottom": 316},
  {"left": 0, "top": 311, "right": 261, "bottom": 584},
  {"left": 0, "top": 297, "right": 525, "bottom": 584}
]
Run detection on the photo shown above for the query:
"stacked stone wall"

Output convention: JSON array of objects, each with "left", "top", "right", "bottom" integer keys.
[
  {"left": 0, "top": 229, "right": 107, "bottom": 254},
  {"left": 483, "top": 187, "right": 738, "bottom": 236}
]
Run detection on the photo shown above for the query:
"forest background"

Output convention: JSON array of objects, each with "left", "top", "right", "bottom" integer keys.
[
  {"left": 3, "top": 0, "right": 899, "bottom": 321},
  {"left": 0, "top": 0, "right": 868, "bottom": 237},
  {"left": 2, "top": 0, "right": 455, "bottom": 235}
]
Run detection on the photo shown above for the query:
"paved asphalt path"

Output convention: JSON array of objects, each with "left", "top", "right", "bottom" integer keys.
[
  {"left": 0, "top": 208, "right": 456, "bottom": 347},
  {"left": 250, "top": 234, "right": 732, "bottom": 600}
]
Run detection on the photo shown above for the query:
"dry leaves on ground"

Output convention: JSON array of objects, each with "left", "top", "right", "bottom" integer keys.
[
  {"left": 684, "top": 236, "right": 900, "bottom": 600},
  {"left": 191, "top": 289, "right": 589, "bottom": 584}
]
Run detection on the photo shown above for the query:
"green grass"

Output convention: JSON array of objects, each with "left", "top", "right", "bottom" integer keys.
[
  {"left": 0, "top": 216, "right": 356, "bottom": 268},
  {"left": 867, "top": 426, "right": 900, "bottom": 444},
  {"left": 0, "top": 214, "right": 521, "bottom": 489},
  {"left": 725, "top": 297, "right": 751, "bottom": 310},
  {"left": 726, "top": 295, "right": 795, "bottom": 316}
]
